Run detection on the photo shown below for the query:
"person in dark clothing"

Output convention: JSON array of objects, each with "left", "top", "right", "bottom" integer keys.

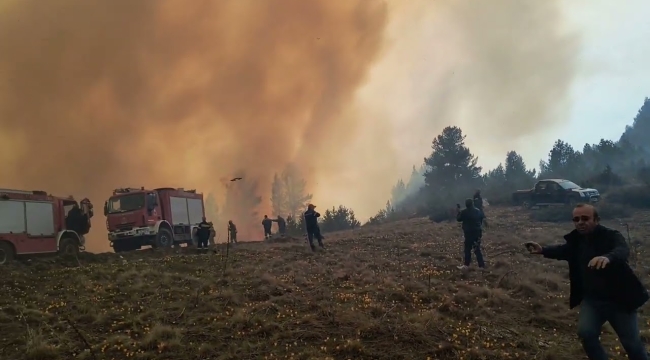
[
  {"left": 473, "top": 189, "right": 483, "bottom": 211},
  {"left": 273, "top": 216, "right": 287, "bottom": 236},
  {"left": 262, "top": 215, "right": 273, "bottom": 240},
  {"left": 66, "top": 203, "right": 92, "bottom": 235},
  {"left": 456, "top": 198, "right": 485, "bottom": 269},
  {"left": 228, "top": 220, "right": 238, "bottom": 244},
  {"left": 304, "top": 204, "right": 324, "bottom": 251},
  {"left": 526, "top": 204, "right": 649, "bottom": 360},
  {"left": 196, "top": 217, "right": 212, "bottom": 250}
]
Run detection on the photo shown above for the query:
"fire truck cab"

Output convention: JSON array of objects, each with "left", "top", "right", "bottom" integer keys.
[
  {"left": 104, "top": 187, "right": 205, "bottom": 252},
  {"left": 0, "top": 188, "right": 94, "bottom": 265}
]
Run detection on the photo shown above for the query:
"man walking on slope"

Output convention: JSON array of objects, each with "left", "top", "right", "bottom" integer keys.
[
  {"left": 456, "top": 198, "right": 486, "bottom": 269},
  {"left": 228, "top": 220, "right": 238, "bottom": 244},
  {"left": 262, "top": 215, "right": 273, "bottom": 240},
  {"left": 304, "top": 204, "right": 324, "bottom": 251},
  {"left": 526, "top": 203, "right": 649, "bottom": 360}
]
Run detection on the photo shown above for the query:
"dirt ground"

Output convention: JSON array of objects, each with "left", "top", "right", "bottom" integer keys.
[{"left": 1, "top": 206, "right": 649, "bottom": 360}]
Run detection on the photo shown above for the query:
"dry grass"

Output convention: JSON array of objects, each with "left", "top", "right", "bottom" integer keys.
[{"left": 1, "top": 206, "right": 649, "bottom": 359}]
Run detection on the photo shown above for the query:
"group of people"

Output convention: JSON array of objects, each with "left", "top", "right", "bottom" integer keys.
[
  {"left": 260, "top": 204, "right": 325, "bottom": 251},
  {"left": 458, "top": 188, "right": 649, "bottom": 359},
  {"left": 528, "top": 203, "right": 648, "bottom": 359},
  {"left": 195, "top": 217, "right": 215, "bottom": 250},
  {"left": 199, "top": 189, "right": 649, "bottom": 358},
  {"left": 261, "top": 215, "right": 286, "bottom": 239},
  {"left": 199, "top": 203, "right": 325, "bottom": 252}
]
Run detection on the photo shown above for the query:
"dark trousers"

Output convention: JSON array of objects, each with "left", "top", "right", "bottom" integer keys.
[
  {"left": 307, "top": 226, "right": 323, "bottom": 246},
  {"left": 578, "top": 299, "right": 648, "bottom": 360},
  {"left": 264, "top": 228, "right": 272, "bottom": 239},
  {"left": 197, "top": 237, "right": 208, "bottom": 248},
  {"left": 463, "top": 235, "right": 485, "bottom": 267}
]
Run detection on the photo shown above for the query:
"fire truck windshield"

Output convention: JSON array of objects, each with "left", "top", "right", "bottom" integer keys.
[{"left": 107, "top": 193, "right": 145, "bottom": 214}]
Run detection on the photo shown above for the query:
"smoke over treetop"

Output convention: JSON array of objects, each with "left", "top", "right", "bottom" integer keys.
[
  {"left": 0, "top": 0, "right": 387, "bottom": 250},
  {"left": 0, "top": 0, "right": 580, "bottom": 251},
  {"left": 353, "top": 0, "right": 579, "bottom": 194}
]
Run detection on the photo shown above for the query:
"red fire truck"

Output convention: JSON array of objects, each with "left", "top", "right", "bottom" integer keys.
[
  {"left": 0, "top": 188, "right": 94, "bottom": 265},
  {"left": 103, "top": 187, "right": 206, "bottom": 252}
]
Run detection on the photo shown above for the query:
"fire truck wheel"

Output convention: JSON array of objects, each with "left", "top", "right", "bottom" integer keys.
[
  {"left": 154, "top": 228, "right": 173, "bottom": 249},
  {"left": 59, "top": 237, "right": 79, "bottom": 256},
  {"left": 0, "top": 242, "right": 15, "bottom": 265}
]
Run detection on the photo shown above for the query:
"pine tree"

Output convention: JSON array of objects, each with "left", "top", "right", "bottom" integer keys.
[
  {"left": 539, "top": 140, "right": 584, "bottom": 179},
  {"left": 321, "top": 205, "right": 361, "bottom": 232},
  {"left": 270, "top": 173, "right": 288, "bottom": 216},
  {"left": 504, "top": 150, "right": 536, "bottom": 188},
  {"left": 280, "top": 163, "right": 313, "bottom": 218},
  {"left": 620, "top": 97, "right": 650, "bottom": 152},
  {"left": 405, "top": 165, "right": 426, "bottom": 194},
  {"left": 390, "top": 179, "right": 406, "bottom": 205},
  {"left": 423, "top": 126, "right": 482, "bottom": 200}
]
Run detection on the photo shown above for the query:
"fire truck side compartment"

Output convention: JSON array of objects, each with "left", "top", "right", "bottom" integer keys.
[
  {"left": 26, "top": 202, "right": 56, "bottom": 236},
  {"left": 0, "top": 200, "right": 26, "bottom": 233}
]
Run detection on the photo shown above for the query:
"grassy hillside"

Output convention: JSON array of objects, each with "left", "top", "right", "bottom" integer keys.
[{"left": 1, "top": 207, "right": 649, "bottom": 359}]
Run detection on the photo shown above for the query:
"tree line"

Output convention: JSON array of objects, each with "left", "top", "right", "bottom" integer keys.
[
  {"left": 205, "top": 97, "right": 650, "bottom": 234},
  {"left": 370, "top": 97, "right": 650, "bottom": 224},
  {"left": 204, "top": 164, "right": 361, "bottom": 239}
]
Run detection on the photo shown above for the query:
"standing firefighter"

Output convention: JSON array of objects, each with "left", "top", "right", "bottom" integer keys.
[
  {"left": 274, "top": 215, "right": 287, "bottom": 236},
  {"left": 196, "top": 217, "right": 212, "bottom": 251},
  {"left": 456, "top": 198, "right": 486, "bottom": 269},
  {"left": 304, "top": 204, "right": 325, "bottom": 251},
  {"left": 262, "top": 215, "right": 273, "bottom": 240},
  {"left": 228, "top": 220, "right": 237, "bottom": 244}
]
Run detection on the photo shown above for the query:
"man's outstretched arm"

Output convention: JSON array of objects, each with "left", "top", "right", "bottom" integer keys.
[{"left": 542, "top": 244, "right": 571, "bottom": 261}]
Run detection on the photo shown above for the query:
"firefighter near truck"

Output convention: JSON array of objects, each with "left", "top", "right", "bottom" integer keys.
[
  {"left": 0, "top": 188, "right": 94, "bottom": 265},
  {"left": 104, "top": 187, "right": 206, "bottom": 253}
]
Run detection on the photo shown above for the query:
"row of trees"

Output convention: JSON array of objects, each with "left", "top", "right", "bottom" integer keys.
[
  {"left": 204, "top": 163, "right": 361, "bottom": 239},
  {"left": 208, "top": 97, "right": 650, "bottom": 231},
  {"left": 370, "top": 97, "right": 650, "bottom": 223}
]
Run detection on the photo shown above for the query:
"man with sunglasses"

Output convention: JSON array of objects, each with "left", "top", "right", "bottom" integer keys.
[{"left": 526, "top": 204, "right": 649, "bottom": 360}]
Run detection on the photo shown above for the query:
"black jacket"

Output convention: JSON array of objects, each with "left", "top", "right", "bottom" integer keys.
[
  {"left": 542, "top": 225, "right": 648, "bottom": 311},
  {"left": 197, "top": 221, "right": 211, "bottom": 241},
  {"left": 304, "top": 209, "right": 320, "bottom": 230},
  {"left": 275, "top": 217, "right": 286, "bottom": 232},
  {"left": 261, "top": 218, "right": 273, "bottom": 231},
  {"left": 473, "top": 195, "right": 483, "bottom": 211},
  {"left": 456, "top": 207, "right": 484, "bottom": 238}
]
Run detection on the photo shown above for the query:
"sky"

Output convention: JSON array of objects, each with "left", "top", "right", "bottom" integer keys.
[
  {"left": 538, "top": 0, "right": 650, "bottom": 167},
  {"left": 351, "top": 0, "right": 650, "bottom": 188}
]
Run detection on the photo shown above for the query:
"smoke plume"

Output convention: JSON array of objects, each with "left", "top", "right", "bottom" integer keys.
[
  {"left": 349, "top": 0, "right": 580, "bottom": 206},
  {"left": 0, "top": 0, "right": 387, "bottom": 250},
  {"left": 0, "top": 0, "right": 579, "bottom": 251}
]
